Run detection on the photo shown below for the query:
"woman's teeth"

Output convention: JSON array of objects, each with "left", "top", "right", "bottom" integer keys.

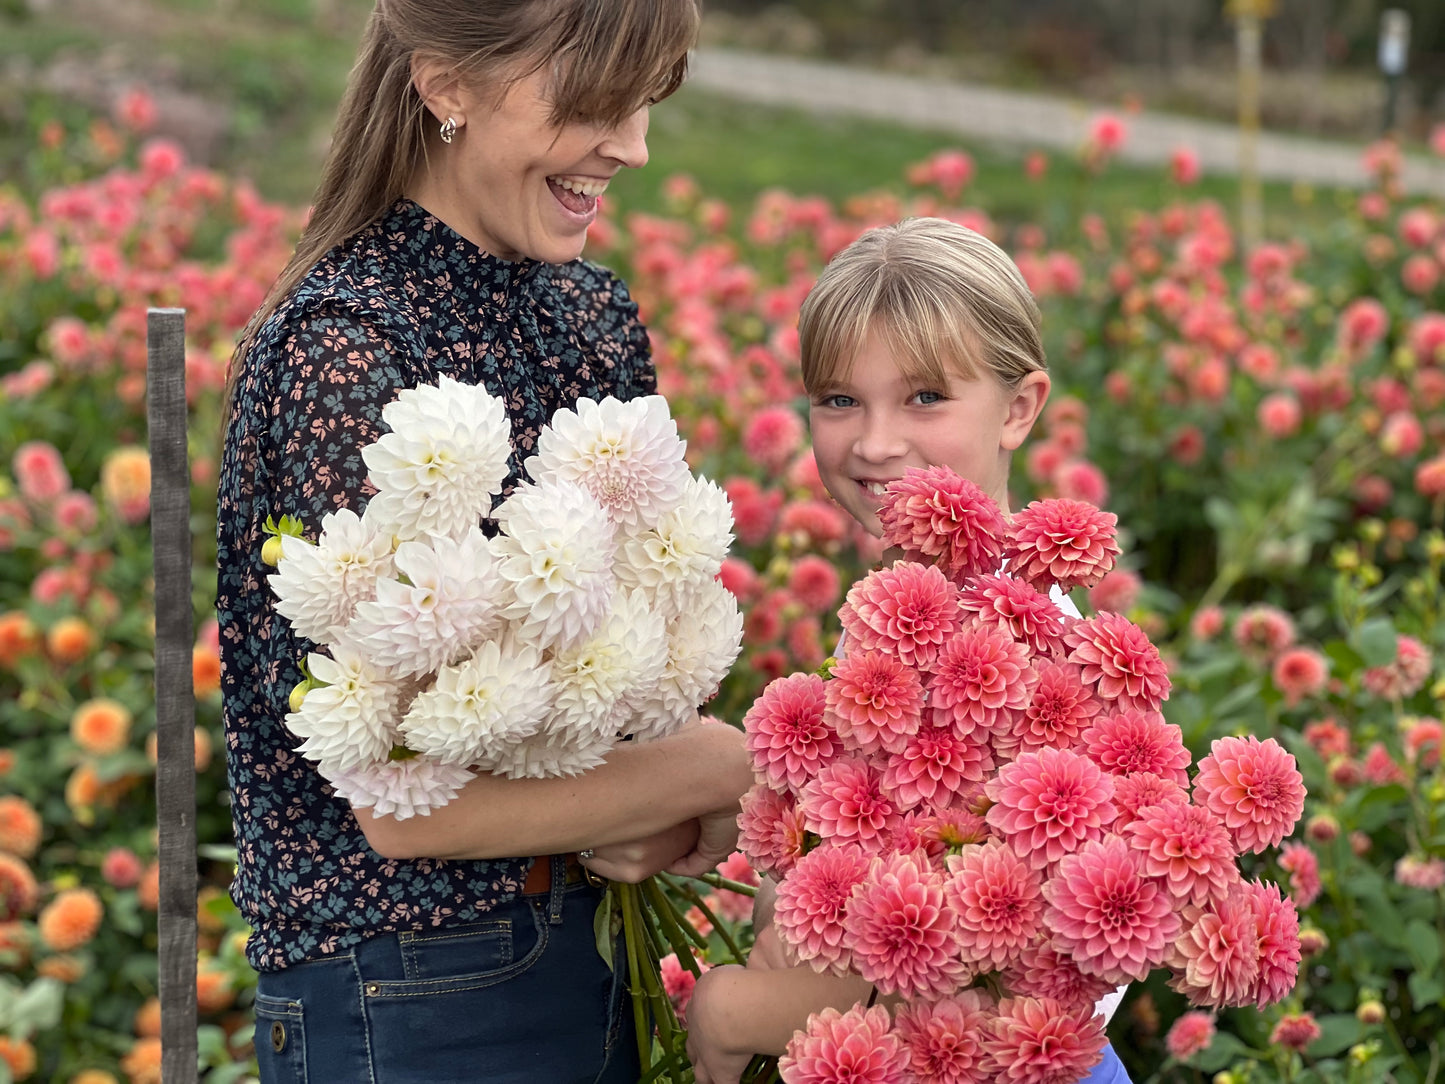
[{"left": 550, "top": 176, "right": 608, "bottom": 197}]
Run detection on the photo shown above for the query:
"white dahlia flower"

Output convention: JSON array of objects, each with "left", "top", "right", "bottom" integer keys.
[
  {"left": 286, "top": 647, "right": 402, "bottom": 774},
  {"left": 614, "top": 474, "right": 734, "bottom": 618},
  {"left": 488, "top": 726, "right": 617, "bottom": 780},
  {"left": 524, "top": 395, "right": 690, "bottom": 530},
  {"left": 342, "top": 526, "right": 503, "bottom": 677},
  {"left": 270, "top": 508, "right": 395, "bottom": 644},
  {"left": 321, "top": 755, "right": 474, "bottom": 820},
  {"left": 361, "top": 375, "right": 512, "bottom": 542},
  {"left": 626, "top": 576, "right": 744, "bottom": 742},
  {"left": 398, "top": 639, "right": 555, "bottom": 767},
  {"left": 492, "top": 478, "right": 614, "bottom": 650},
  {"left": 549, "top": 588, "right": 669, "bottom": 741}
]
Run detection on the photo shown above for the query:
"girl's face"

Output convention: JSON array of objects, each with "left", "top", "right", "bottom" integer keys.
[
  {"left": 808, "top": 328, "right": 1049, "bottom": 538},
  {"left": 411, "top": 66, "right": 651, "bottom": 265}
]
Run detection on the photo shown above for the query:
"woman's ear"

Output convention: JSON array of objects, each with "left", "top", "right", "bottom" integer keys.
[
  {"left": 411, "top": 54, "right": 468, "bottom": 127},
  {"left": 1000, "top": 369, "right": 1051, "bottom": 451}
]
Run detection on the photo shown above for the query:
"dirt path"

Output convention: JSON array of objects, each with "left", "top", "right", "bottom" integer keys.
[{"left": 690, "top": 48, "right": 1445, "bottom": 197}]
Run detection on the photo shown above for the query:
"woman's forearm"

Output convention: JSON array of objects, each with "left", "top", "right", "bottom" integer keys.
[{"left": 353, "top": 721, "right": 752, "bottom": 860}]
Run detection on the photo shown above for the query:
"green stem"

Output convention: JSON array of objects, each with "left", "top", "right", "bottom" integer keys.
[
  {"left": 641, "top": 876, "right": 705, "bottom": 973},
  {"left": 619, "top": 883, "right": 653, "bottom": 1073},
  {"left": 694, "top": 872, "right": 760, "bottom": 897},
  {"left": 661, "top": 874, "right": 748, "bottom": 964}
]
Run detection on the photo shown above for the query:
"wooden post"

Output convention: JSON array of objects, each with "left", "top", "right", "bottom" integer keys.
[
  {"left": 147, "top": 307, "right": 199, "bottom": 1084},
  {"left": 1229, "top": 0, "right": 1274, "bottom": 254}
]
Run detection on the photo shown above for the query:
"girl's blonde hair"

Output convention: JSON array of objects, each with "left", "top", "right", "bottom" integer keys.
[
  {"left": 226, "top": 0, "right": 698, "bottom": 402},
  {"left": 799, "top": 217, "right": 1045, "bottom": 395}
]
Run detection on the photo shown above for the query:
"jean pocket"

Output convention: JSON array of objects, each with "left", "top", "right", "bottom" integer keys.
[
  {"left": 394, "top": 918, "right": 514, "bottom": 984},
  {"left": 252, "top": 993, "right": 306, "bottom": 1084}
]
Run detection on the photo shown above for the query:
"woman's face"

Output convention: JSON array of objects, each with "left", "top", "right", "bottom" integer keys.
[{"left": 413, "top": 66, "right": 651, "bottom": 265}]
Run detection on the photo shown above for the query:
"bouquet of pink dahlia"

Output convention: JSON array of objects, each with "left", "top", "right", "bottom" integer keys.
[
  {"left": 736, "top": 465, "right": 1305, "bottom": 1084},
  {"left": 266, "top": 376, "right": 743, "bottom": 814}
]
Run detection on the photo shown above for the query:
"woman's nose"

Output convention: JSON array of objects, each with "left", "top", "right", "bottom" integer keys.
[{"left": 600, "top": 107, "right": 649, "bottom": 170}]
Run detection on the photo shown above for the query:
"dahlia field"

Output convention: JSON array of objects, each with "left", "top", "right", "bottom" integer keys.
[{"left": 0, "top": 98, "right": 1442, "bottom": 1083}]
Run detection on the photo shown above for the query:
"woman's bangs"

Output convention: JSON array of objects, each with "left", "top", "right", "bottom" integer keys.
[{"left": 548, "top": 0, "right": 697, "bottom": 126}]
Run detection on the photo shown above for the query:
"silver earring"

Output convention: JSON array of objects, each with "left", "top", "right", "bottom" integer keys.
[{"left": 439, "top": 116, "right": 457, "bottom": 144}]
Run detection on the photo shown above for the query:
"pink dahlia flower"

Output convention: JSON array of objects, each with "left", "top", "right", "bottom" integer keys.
[
  {"left": 773, "top": 843, "right": 872, "bottom": 973},
  {"left": 737, "top": 784, "right": 808, "bottom": 878},
  {"left": 1233, "top": 605, "right": 1295, "bottom": 661},
  {"left": 876, "top": 466, "right": 1009, "bottom": 584},
  {"left": 1167, "top": 891, "right": 1260, "bottom": 1007},
  {"left": 1083, "top": 709, "right": 1191, "bottom": 786},
  {"left": 1110, "top": 771, "right": 1189, "bottom": 830},
  {"left": 928, "top": 621, "right": 1036, "bottom": 735},
  {"left": 1193, "top": 736, "right": 1305, "bottom": 854},
  {"left": 1164, "top": 1011, "right": 1216, "bottom": 1060},
  {"left": 826, "top": 650, "right": 925, "bottom": 756},
  {"left": 916, "top": 804, "right": 991, "bottom": 853},
  {"left": 1126, "top": 801, "right": 1240, "bottom": 906},
  {"left": 1045, "top": 836, "right": 1180, "bottom": 983},
  {"left": 985, "top": 747, "right": 1116, "bottom": 869},
  {"left": 780, "top": 1004, "right": 909, "bottom": 1084},
  {"left": 984, "top": 996, "right": 1107, "bottom": 1084},
  {"left": 1064, "top": 612, "right": 1171, "bottom": 712},
  {"left": 659, "top": 952, "right": 704, "bottom": 1021},
  {"left": 800, "top": 756, "right": 900, "bottom": 848},
  {"left": 1003, "top": 938, "right": 1116, "bottom": 1014},
  {"left": 1396, "top": 854, "right": 1445, "bottom": 890},
  {"left": 1277, "top": 841, "right": 1321, "bottom": 908},
  {"left": 1243, "top": 879, "right": 1301, "bottom": 1008},
  {"left": 1361, "top": 634, "right": 1433, "bottom": 700},
  {"left": 893, "top": 990, "right": 995, "bottom": 1084},
  {"left": 944, "top": 839, "right": 1045, "bottom": 971},
  {"left": 743, "top": 672, "right": 839, "bottom": 793},
  {"left": 1270, "top": 1013, "right": 1320, "bottom": 1052},
  {"left": 1271, "top": 647, "right": 1329, "bottom": 707},
  {"left": 1003, "top": 498, "right": 1120, "bottom": 592},
  {"left": 845, "top": 850, "right": 971, "bottom": 999},
  {"left": 1016, "top": 661, "right": 1103, "bottom": 754},
  {"left": 1362, "top": 741, "right": 1406, "bottom": 785},
  {"left": 958, "top": 574, "right": 1066, "bottom": 655},
  {"left": 881, "top": 723, "right": 993, "bottom": 809},
  {"left": 839, "top": 562, "right": 960, "bottom": 671}
]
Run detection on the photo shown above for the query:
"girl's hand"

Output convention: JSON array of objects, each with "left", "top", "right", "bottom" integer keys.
[
  {"left": 685, "top": 965, "right": 755, "bottom": 1084},
  {"left": 578, "top": 820, "right": 700, "bottom": 883},
  {"left": 746, "top": 923, "right": 789, "bottom": 972}
]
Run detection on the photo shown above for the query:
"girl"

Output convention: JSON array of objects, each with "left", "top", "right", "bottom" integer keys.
[
  {"left": 216, "top": 3, "right": 753, "bottom": 1081},
  {"left": 684, "top": 217, "right": 1133, "bottom": 1083}
]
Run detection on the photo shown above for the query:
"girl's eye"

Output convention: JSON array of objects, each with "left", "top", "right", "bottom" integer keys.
[
  {"left": 817, "top": 393, "right": 856, "bottom": 409},
  {"left": 912, "top": 389, "right": 946, "bottom": 405}
]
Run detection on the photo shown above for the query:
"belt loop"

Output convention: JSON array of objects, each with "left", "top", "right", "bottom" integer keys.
[{"left": 547, "top": 854, "right": 566, "bottom": 924}]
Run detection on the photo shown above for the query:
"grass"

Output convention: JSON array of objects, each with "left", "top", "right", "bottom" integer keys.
[{"left": 0, "top": 0, "right": 1365, "bottom": 244}]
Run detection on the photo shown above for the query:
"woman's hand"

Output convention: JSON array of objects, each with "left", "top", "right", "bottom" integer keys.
[
  {"left": 685, "top": 965, "right": 756, "bottom": 1084},
  {"left": 667, "top": 804, "right": 743, "bottom": 878},
  {"left": 577, "top": 821, "right": 700, "bottom": 883}
]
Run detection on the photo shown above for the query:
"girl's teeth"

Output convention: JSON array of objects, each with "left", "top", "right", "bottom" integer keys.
[
  {"left": 551, "top": 177, "right": 607, "bottom": 197},
  {"left": 865, "top": 482, "right": 888, "bottom": 496}
]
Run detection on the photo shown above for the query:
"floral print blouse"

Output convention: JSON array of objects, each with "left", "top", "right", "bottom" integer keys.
[{"left": 215, "top": 199, "right": 655, "bottom": 970}]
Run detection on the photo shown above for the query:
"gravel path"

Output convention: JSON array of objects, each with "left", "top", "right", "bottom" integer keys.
[{"left": 690, "top": 48, "right": 1445, "bottom": 197}]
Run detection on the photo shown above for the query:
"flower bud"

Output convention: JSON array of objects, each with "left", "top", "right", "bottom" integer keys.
[
  {"left": 1350, "top": 830, "right": 1372, "bottom": 856},
  {"left": 1306, "top": 812, "right": 1340, "bottom": 842},
  {"left": 261, "top": 535, "right": 284, "bottom": 567},
  {"left": 288, "top": 680, "right": 311, "bottom": 713},
  {"left": 1356, "top": 999, "right": 1385, "bottom": 1025},
  {"left": 1298, "top": 927, "right": 1328, "bottom": 956}
]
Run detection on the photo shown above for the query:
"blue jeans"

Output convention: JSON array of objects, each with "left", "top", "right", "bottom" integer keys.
[
  {"left": 252, "top": 858, "right": 637, "bottom": 1084},
  {"left": 1084, "top": 1042, "right": 1133, "bottom": 1083}
]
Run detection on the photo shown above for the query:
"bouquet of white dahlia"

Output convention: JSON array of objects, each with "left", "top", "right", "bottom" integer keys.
[
  {"left": 266, "top": 376, "right": 743, "bottom": 818},
  {"left": 736, "top": 466, "right": 1306, "bottom": 1084}
]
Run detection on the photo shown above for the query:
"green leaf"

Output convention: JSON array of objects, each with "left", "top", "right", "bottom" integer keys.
[
  {"left": 1409, "top": 971, "right": 1445, "bottom": 1008},
  {"left": 1276, "top": 728, "right": 1327, "bottom": 793},
  {"left": 1343, "top": 784, "right": 1411, "bottom": 834},
  {"left": 1203, "top": 498, "right": 1240, "bottom": 532},
  {"left": 10, "top": 978, "right": 63, "bottom": 1032},
  {"left": 1406, "top": 918, "right": 1441, "bottom": 977},
  {"left": 1209, "top": 679, "right": 1264, "bottom": 722},
  {"left": 594, "top": 890, "right": 616, "bottom": 972},
  {"left": 1355, "top": 618, "right": 1399, "bottom": 668},
  {"left": 1190, "top": 1031, "right": 1254, "bottom": 1072},
  {"left": 1306, "top": 1013, "right": 1365, "bottom": 1057}
]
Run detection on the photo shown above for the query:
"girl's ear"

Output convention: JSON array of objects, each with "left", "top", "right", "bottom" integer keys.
[
  {"left": 411, "top": 54, "right": 469, "bottom": 128},
  {"left": 1000, "top": 370, "right": 1051, "bottom": 452}
]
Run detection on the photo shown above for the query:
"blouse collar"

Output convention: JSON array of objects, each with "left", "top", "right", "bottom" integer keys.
[{"left": 387, "top": 197, "right": 547, "bottom": 307}]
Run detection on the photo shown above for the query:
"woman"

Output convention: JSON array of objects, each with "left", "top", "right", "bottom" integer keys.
[{"left": 215, "top": 2, "right": 752, "bottom": 1081}]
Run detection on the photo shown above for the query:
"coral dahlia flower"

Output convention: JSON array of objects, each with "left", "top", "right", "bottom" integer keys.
[
  {"left": 845, "top": 850, "right": 971, "bottom": 999},
  {"left": 1126, "top": 802, "right": 1240, "bottom": 906},
  {"left": 877, "top": 466, "right": 1009, "bottom": 583},
  {"left": 945, "top": 840, "right": 1045, "bottom": 971},
  {"left": 1064, "top": 612, "right": 1171, "bottom": 713},
  {"left": 1242, "top": 879, "right": 1301, "bottom": 1008},
  {"left": 985, "top": 747, "right": 1116, "bottom": 869},
  {"left": 1003, "top": 938, "right": 1116, "bottom": 1014},
  {"left": 1167, "top": 891, "right": 1260, "bottom": 1007},
  {"left": 780, "top": 1004, "right": 909, "bottom": 1084},
  {"left": 1082, "top": 709, "right": 1191, "bottom": 786},
  {"left": 1045, "top": 837, "right": 1180, "bottom": 984},
  {"left": 826, "top": 650, "right": 925, "bottom": 756},
  {"left": 984, "top": 996, "right": 1107, "bottom": 1084},
  {"left": 773, "top": 844, "right": 872, "bottom": 974},
  {"left": 1016, "top": 661, "right": 1103, "bottom": 754},
  {"left": 882, "top": 724, "right": 993, "bottom": 809},
  {"left": 893, "top": 990, "right": 995, "bottom": 1084},
  {"left": 1003, "top": 498, "right": 1120, "bottom": 592},
  {"left": 839, "top": 562, "right": 960, "bottom": 671},
  {"left": 743, "top": 672, "right": 838, "bottom": 792},
  {"left": 958, "top": 574, "right": 1066, "bottom": 655},
  {"left": 1193, "top": 736, "right": 1305, "bottom": 854},
  {"left": 928, "top": 621, "right": 1035, "bottom": 735},
  {"left": 1110, "top": 771, "right": 1189, "bottom": 830},
  {"left": 1165, "top": 1011, "right": 1216, "bottom": 1059},
  {"left": 800, "top": 756, "right": 900, "bottom": 848},
  {"left": 737, "top": 784, "right": 809, "bottom": 878}
]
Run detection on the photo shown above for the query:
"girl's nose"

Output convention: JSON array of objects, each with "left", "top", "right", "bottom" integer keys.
[{"left": 853, "top": 413, "right": 907, "bottom": 462}]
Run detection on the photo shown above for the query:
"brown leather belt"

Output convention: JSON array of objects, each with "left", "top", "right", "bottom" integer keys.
[{"left": 521, "top": 854, "right": 588, "bottom": 894}]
